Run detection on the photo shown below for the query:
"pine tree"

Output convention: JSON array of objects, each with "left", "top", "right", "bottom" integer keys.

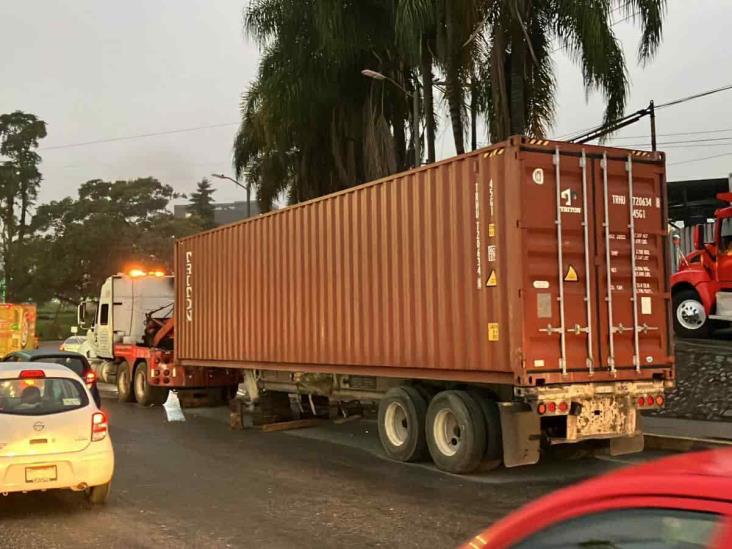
[{"left": 188, "top": 178, "right": 216, "bottom": 229}]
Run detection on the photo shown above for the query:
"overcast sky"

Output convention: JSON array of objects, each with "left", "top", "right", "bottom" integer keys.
[{"left": 1, "top": 1, "right": 730, "bottom": 208}]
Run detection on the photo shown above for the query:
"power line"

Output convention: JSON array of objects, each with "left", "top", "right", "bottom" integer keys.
[
  {"left": 623, "top": 136, "right": 732, "bottom": 147},
  {"left": 606, "top": 127, "right": 732, "bottom": 140},
  {"left": 39, "top": 122, "right": 238, "bottom": 151},
  {"left": 668, "top": 149, "right": 732, "bottom": 167},
  {"left": 656, "top": 83, "right": 732, "bottom": 109}
]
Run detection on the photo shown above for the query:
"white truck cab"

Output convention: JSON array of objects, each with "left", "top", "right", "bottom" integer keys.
[{"left": 78, "top": 272, "right": 174, "bottom": 365}]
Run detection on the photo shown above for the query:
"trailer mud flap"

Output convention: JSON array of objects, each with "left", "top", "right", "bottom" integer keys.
[
  {"left": 609, "top": 433, "right": 644, "bottom": 456},
  {"left": 498, "top": 402, "right": 540, "bottom": 468}
]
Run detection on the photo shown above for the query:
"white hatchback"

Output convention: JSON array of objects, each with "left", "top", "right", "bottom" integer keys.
[{"left": 0, "top": 362, "right": 114, "bottom": 503}]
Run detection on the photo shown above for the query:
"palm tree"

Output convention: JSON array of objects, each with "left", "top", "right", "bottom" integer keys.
[{"left": 481, "top": 0, "right": 666, "bottom": 141}]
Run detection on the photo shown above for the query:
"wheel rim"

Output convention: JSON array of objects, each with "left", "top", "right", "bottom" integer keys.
[
  {"left": 677, "top": 299, "right": 706, "bottom": 330},
  {"left": 433, "top": 408, "right": 462, "bottom": 457},
  {"left": 384, "top": 401, "right": 409, "bottom": 447}
]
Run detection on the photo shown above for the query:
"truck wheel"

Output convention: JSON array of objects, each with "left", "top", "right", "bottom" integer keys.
[
  {"left": 99, "top": 361, "right": 115, "bottom": 384},
  {"left": 468, "top": 390, "right": 503, "bottom": 469},
  {"left": 116, "top": 361, "right": 136, "bottom": 403},
  {"left": 426, "top": 390, "right": 487, "bottom": 474},
  {"left": 134, "top": 362, "right": 169, "bottom": 407},
  {"left": 85, "top": 481, "right": 111, "bottom": 504},
  {"left": 377, "top": 386, "right": 429, "bottom": 462},
  {"left": 673, "top": 289, "right": 711, "bottom": 338}
]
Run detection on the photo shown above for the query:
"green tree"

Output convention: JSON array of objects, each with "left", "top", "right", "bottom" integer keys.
[
  {"left": 0, "top": 111, "right": 47, "bottom": 299},
  {"left": 188, "top": 178, "right": 216, "bottom": 229},
  {"left": 15, "top": 178, "right": 199, "bottom": 304}
]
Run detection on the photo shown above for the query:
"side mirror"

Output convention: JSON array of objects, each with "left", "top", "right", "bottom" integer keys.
[
  {"left": 70, "top": 326, "right": 78, "bottom": 335},
  {"left": 693, "top": 224, "right": 705, "bottom": 251},
  {"left": 77, "top": 303, "right": 86, "bottom": 328}
]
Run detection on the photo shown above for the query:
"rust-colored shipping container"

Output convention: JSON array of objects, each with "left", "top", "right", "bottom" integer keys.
[{"left": 175, "top": 136, "right": 671, "bottom": 387}]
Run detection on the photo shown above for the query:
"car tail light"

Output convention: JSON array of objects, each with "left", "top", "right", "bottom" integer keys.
[
  {"left": 655, "top": 394, "right": 665, "bottom": 407},
  {"left": 558, "top": 401, "right": 569, "bottom": 413},
  {"left": 92, "top": 412, "right": 108, "bottom": 441},
  {"left": 19, "top": 370, "right": 45, "bottom": 379},
  {"left": 547, "top": 402, "right": 557, "bottom": 413},
  {"left": 637, "top": 396, "right": 646, "bottom": 407},
  {"left": 537, "top": 403, "right": 547, "bottom": 415},
  {"left": 84, "top": 370, "right": 97, "bottom": 385},
  {"left": 646, "top": 395, "right": 654, "bottom": 407}
]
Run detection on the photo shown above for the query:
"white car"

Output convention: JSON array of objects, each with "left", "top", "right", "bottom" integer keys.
[
  {"left": 59, "top": 335, "right": 87, "bottom": 354},
  {"left": 0, "top": 362, "right": 114, "bottom": 503}
]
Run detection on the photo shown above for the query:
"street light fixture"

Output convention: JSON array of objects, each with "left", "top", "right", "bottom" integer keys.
[
  {"left": 361, "top": 69, "right": 421, "bottom": 167},
  {"left": 211, "top": 173, "right": 252, "bottom": 218}
]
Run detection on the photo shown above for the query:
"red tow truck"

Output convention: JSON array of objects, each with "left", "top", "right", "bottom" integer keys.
[
  {"left": 672, "top": 192, "right": 732, "bottom": 338},
  {"left": 78, "top": 271, "right": 240, "bottom": 406}
]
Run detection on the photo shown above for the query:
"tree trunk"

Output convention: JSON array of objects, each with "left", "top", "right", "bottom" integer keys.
[
  {"left": 509, "top": 0, "right": 527, "bottom": 136},
  {"left": 393, "top": 119, "right": 407, "bottom": 171},
  {"left": 470, "top": 76, "right": 478, "bottom": 150},
  {"left": 421, "top": 38, "right": 436, "bottom": 164},
  {"left": 490, "top": 26, "right": 510, "bottom": 141},
  {"left": 446, "top": 72, "right": 465, "bottom": 155}
]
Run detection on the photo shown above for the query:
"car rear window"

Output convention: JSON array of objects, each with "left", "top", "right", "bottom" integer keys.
[
  {"left": 0, "top": 377, "right": 89, "bottom": 415},
  {"left": 32, "top": 357, "right": 86, "bottom": 377}
]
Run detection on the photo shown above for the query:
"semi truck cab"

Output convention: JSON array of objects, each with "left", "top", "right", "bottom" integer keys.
[
  {"left": 672, "top": 192, "right": 732, "bottom": 337},
  {"left": 77, "top": 271, "right": 240, "bottom": 406}
]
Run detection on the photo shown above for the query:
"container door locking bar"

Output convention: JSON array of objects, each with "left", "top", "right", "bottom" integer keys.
[
  {"left": 553, "top": 148, "right": 567, "bottom": 375},
  {"left": 601, "top": 153, "right": 617, "bottom": 374},
  {"left": 580, "top": 151, "right": 594, "bottom": 374},
  {"left": 626, "top": 155, "right": 641, "bottom": 372}
]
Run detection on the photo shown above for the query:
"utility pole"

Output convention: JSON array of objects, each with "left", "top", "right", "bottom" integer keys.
[
  {"left": 211, "top": 173, "right": 252, "bottom": 218},
  {"left": 649, "top": 100, "right": 657, "bottom": 152}
]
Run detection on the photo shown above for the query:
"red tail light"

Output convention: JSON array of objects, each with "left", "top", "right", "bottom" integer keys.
[
  {"left": 91, "top": 412, "right": 108, "bottom": 441},
  {"left": 84, "top": 371, "right": 97, "bottom": 385},
  {"left": 646, "top": 395, "right": 655, "bottom": 407},
  {"left": 548, "top": 402, "right": 557, "bottom": 413},
  {"left": 558, "top": 401, "right": 569, "bottom": 413},
  {"left": 637, "top": 396, "right": 646, "bottom": 407},
  {"left": 655, "top": 394, "right": 665, "bottom": 407},
  {"left": 19, "top": 370, "right": 45, "bottom": 379},
  {"left": 537, "top": 403, "right": 547, "bottom": 415}
]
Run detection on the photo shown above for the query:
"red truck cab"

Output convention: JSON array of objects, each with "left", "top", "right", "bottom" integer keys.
[{"left": 672, "top": 192, "right": 732, "bottom": 337}]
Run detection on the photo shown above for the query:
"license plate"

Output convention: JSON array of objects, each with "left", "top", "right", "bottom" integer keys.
[{"left": 25, "top": 465, "right": 57, "bottom": 483}]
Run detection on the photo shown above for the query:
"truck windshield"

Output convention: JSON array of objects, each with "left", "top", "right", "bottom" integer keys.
[
  {"left": 0, "top": 377, "right": 89, "bottom": 415},
  {"left": 720, "top": 218, "right": 732, "bottom": 253}
]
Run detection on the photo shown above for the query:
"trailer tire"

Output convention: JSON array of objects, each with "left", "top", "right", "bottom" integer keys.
[
  {"left": 468, "top": 390, "right": 502, "bottom": 469},
  {"left": 133, "top": 362, "right": 169, "bottom": 407},
  {"left": 377, "top": 386, "right": 429, "bottom": 463},
  {"left": 673, "top": 288, "right": 711, "bottom": 338},
  {"left": 426, "top": 390, "right": 487, "bottom": 474},
  {"left": 116, "top": 361, "right": 135, "bottom": 403}
]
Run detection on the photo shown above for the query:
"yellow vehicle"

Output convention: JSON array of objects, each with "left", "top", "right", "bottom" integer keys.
[{"left": 0, "top": 304, "right": 38, "bottom": 355}]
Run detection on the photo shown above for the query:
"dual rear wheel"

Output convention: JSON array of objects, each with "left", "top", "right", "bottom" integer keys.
[
  {"left": 117, "top": 360, "right": 169, "bottom": 407},
  {"left": 377, "top": 387, "right": 502, "bottom": 474}
]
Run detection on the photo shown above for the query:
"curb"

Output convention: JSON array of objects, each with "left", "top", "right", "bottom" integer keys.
[{"left": 645, "top": 433, "right": 732, "bottom": 452}]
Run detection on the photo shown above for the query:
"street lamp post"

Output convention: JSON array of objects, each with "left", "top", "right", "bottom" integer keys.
[
  {"left": 211, "top": 173, "right": 251, "bottom": 218},
  {"left": 361, "top": 69, "right": 420, "bottom": 167}
]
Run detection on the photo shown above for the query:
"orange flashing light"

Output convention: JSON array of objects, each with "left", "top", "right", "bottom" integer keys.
[
  {"left": 149, "top": 270, "right": 166, "bottom": 277},
  {"left": 128, "top": 268, "right": 147, "bottom": 278}
]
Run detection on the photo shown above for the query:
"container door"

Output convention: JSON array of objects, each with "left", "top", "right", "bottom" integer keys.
[
  {"left": 593, "top": 154, "right": 669, "bottom": 372},
  {"left": 520, "top": 148, "right": 600, "bottom": 378}
]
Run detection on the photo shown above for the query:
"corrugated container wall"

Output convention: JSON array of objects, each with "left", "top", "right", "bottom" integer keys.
[{"left": 175, "top": 137, "right": 673, "bottom": 387}]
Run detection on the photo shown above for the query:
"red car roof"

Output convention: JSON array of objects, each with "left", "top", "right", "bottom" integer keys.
[{"left": 464, "top": 448, "right": 732, "bottom": 549}]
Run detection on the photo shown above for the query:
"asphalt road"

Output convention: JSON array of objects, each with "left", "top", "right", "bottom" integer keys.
[{"left": 0, "top": 381, "right": 677, "bottom": 549}]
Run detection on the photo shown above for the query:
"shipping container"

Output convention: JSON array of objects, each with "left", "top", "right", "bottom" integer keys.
[
  {"left": 176, "top": 137, "right": 671, "bottom": 384},
  {"left": 174, "top": 136, "right": 673, "bottom": 472}
]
